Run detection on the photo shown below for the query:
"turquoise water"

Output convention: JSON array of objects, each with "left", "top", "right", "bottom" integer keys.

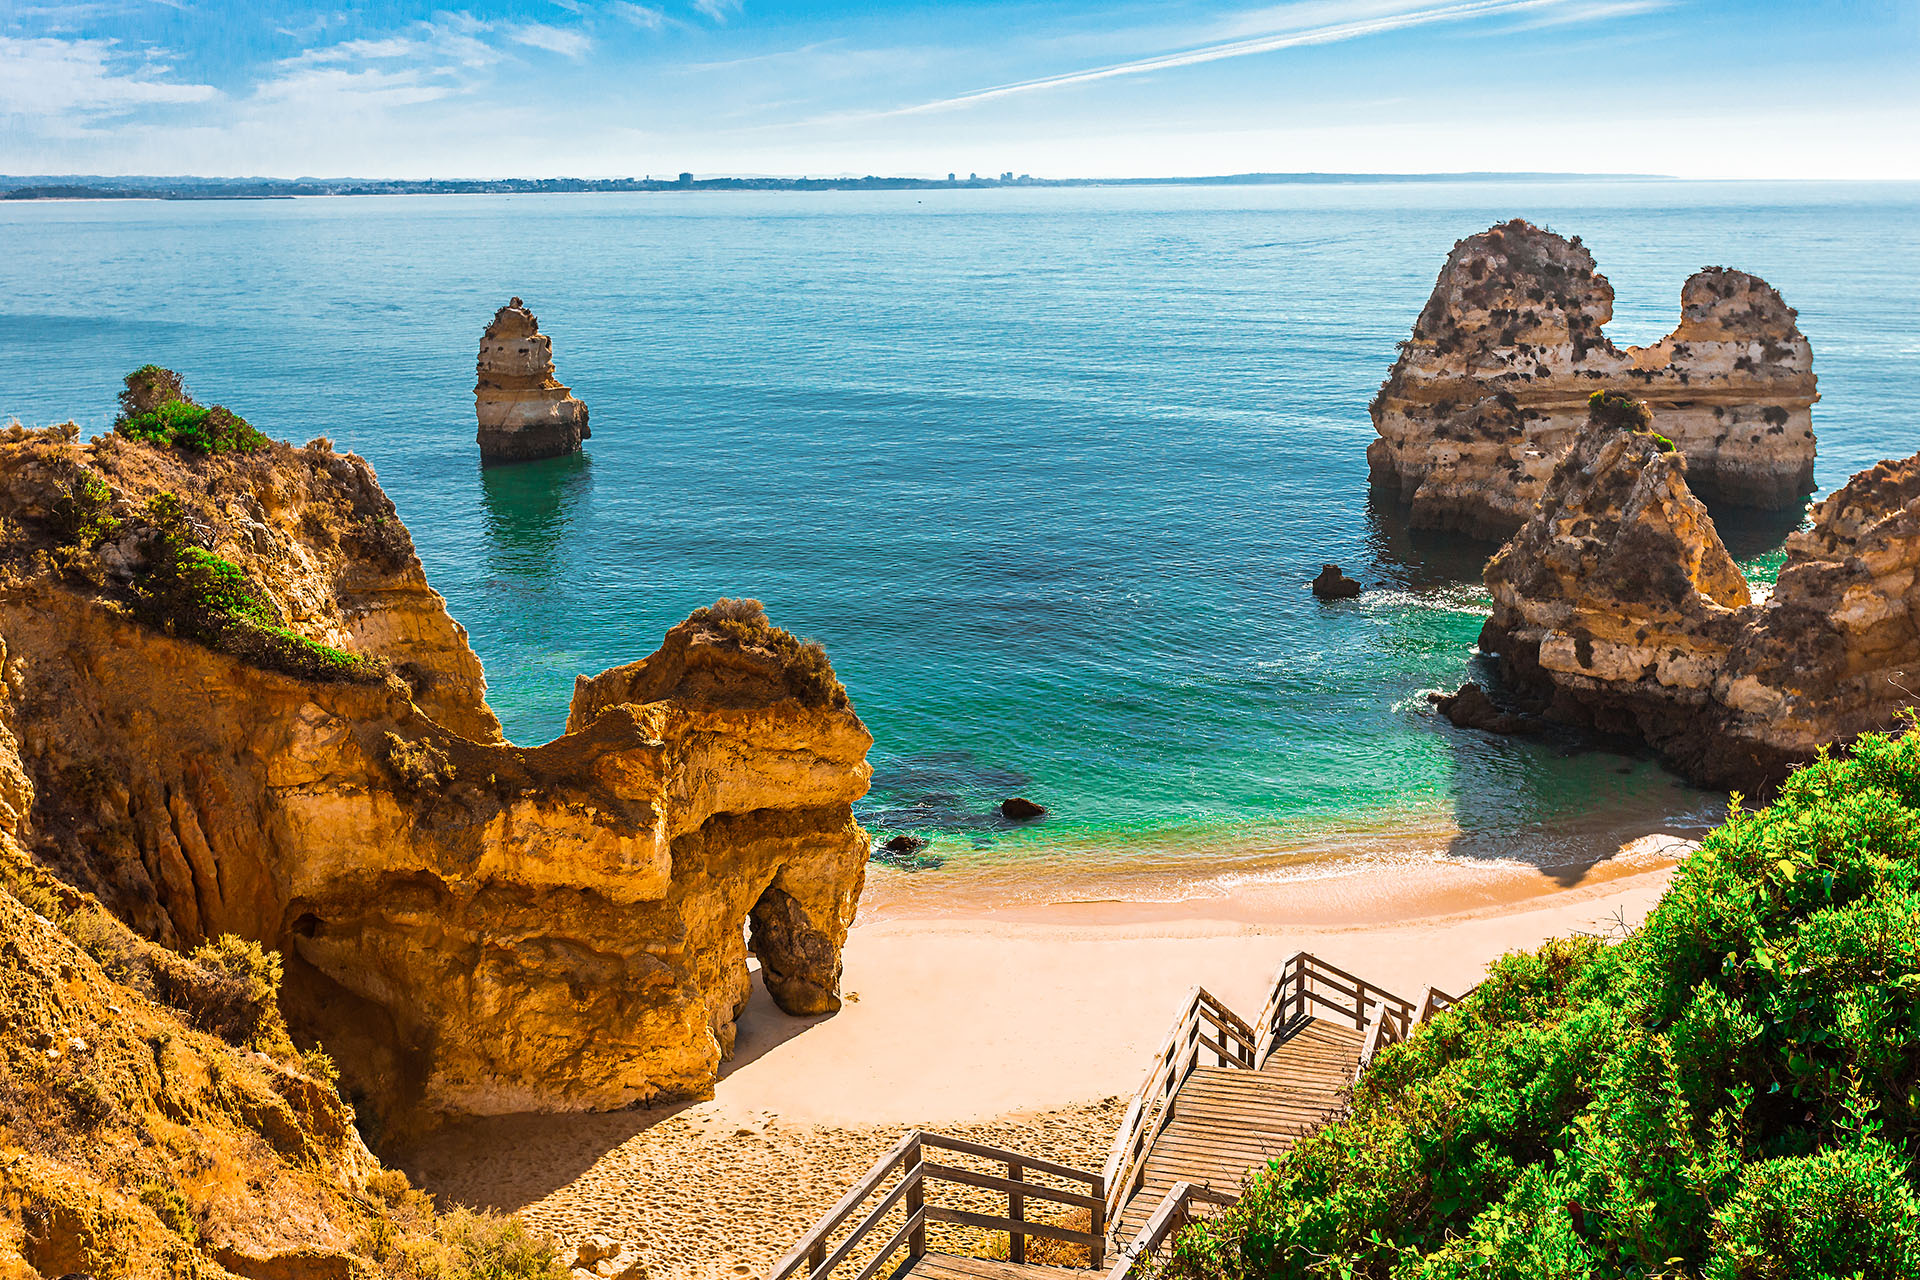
[{"left": 3, "top": 181, "right": 1917, "bottom": 901}]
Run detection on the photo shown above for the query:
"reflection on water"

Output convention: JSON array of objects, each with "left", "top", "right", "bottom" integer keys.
[
  {"left": 479, "top": 451, "right": 593, "bottom": 579},
  {"left": 1362, "top": 483, "right": 1499, "bottom": 591}
]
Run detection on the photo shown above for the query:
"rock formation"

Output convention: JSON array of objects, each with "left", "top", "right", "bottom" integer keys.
[
  {"left": 0, "top": 403, "right": 869, "bottom": 1139},
  {"left": 475, "top": 297, "right": 591, "bottom": 465},
  {"left": 1370, "top": 219, "right": 1818, "bottom": 537},
  {"left": 1310, "top": 564, "right": 1363, "bottom": 599},
  {"left": 1469, "top": 404, "right": 1919, "bottom": 794}
]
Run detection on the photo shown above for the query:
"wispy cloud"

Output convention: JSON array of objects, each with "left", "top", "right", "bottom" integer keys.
[
  {"left": 692, "top": 0, "right": 742, "bottom": 24},
  {"left": 507, "top": 22, "right": 593, "bottom": 59},
  {"left": 609, "top": 2, "right": 669, "bottom": 30},
  {"left": 0, "top": 35, "right": 216, "bottom": 118},
  {"left": 883, "top": 0, "right": 1656, "bottom": 117}
]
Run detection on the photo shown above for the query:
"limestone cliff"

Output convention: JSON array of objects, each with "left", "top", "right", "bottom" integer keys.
[
  {"left": 1370, "top": 219, "right": 1818, "bottom": 537},
  {"left": 476, "top": 298, "right": 591, "bottom": 465},
  {"left": 1474, "top": 406, "right": 1918, "bottom": 794},
  {"left": 0, "top": 403, "right": 870, "bottom": 1140}
]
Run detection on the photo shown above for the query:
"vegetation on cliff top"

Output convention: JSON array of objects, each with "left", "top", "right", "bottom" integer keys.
[
  {"left": 690, "top": 596, "right": 850, "bottom": 708},
  {"left": 1163, "top": 724, "right": 1920, "bottom": 1279},
  {"left": 113, "top": 365, "right": 269, "bottom": 455}
]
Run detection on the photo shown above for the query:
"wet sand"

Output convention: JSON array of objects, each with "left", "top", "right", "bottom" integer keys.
[{"left": 400, "top": 841, "right": 1686, "bottom": 1279}]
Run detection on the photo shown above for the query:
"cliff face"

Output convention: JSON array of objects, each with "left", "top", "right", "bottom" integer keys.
[
  {"left": 1477, "top": 415, "right": 1919, "bottom": 794},
  {"left": 0, "top": 420, "right": 870, "bottom": 1138},
  {"left": 475, "top": 298, "right": 591, "bottom": 465},
  {"left": 1370, "top": 220, "right": 1818, "bottom": 538}
]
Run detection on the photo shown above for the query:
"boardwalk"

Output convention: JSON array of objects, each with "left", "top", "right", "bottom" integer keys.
[
  {"left": 1113, "top": 1016, "right": 1363, "bottom": 1240},
  {"left": 767, "top": 954, "right": 1462, "bottom": 1280}
]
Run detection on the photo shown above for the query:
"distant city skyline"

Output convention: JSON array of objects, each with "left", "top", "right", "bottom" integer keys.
[{"left": 2, "top": 0, "right": 1915, "bottom": 180}]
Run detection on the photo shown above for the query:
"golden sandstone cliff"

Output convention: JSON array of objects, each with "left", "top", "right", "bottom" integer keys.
[
  {"left": 476, "top": 298, "right": 591, "bottom": 465},
  {"left": 1463, "top": 394, "right": 1920, "bottom": 794},
  {"left": 0, "top": 382, "right": 871, "bottom": 1155},
  {"left": 1370, "top": 219, "right": 1819, "bottom": 538}
]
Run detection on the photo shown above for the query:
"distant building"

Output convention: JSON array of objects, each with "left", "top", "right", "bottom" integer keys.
[
  {"left": 677, "top": 172, "right": 693, "bottom": 186},
  {"left": 948, "top": 172, "right": 956, "bottom": 182},
  {"left": 969, "top": 172, "right": 978, "bottom": 181}
]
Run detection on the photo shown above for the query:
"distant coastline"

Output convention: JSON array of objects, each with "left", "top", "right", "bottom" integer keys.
[{"left": 0, "top": 170, "right": 1673, "bottom": 202}]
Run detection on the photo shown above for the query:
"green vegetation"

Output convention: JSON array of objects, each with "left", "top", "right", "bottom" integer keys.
[
  {"left": 113, "top": 364, "right": 269, "bottom": 454},
  {"left": 1589, "top": 388, "right": 1656, "bottom": 434},
  {"left": 134, "top": 491, "right": 382, "bottom": 682},
  {"left": 689, "top": 596, "right": 848, "bottom": 708},
  {"left": 384, "top": 731, "right": 457, "bottom": 790},
  {"left": 1165, "top": 725, "right": 1920, "bottom": 1279},
  {"left": 1652, "top": 432, "right": 1677, "bottom": 454},
  {"left": 49, "top": 465, "right": 122, "bottom": 548}
]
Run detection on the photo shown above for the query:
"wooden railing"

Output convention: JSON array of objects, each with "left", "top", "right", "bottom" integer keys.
[
  {"left": 1420, "top": 984, "right": 1467, "bottom": 1021},
  {"left": 765, "top": 1130, "right": 1107, "bottom": 1280},
  {"left": 1103, "top": 1181, "right": 1237, "bottom": 1280},
  {"left": 1256, "top": 952, "right": 1418, "bottom": 1062},
  {"left": 1099, "top": 987, "right": 1255, "bottom": 1231}
]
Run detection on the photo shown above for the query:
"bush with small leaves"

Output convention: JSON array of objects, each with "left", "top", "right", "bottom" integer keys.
[{"left": 1163, "top": 723, "right": 1920, "bottom": 1280}]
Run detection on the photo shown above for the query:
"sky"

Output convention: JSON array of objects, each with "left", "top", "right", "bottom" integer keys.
[{"left": 2, "top": 0, "right": 1916, "bottom": 180}]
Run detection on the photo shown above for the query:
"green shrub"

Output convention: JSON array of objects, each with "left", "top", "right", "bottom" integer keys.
[
  {"left": 1167, "top": 725, "right": 1920, "bottom": 1280},
  {"left": 1651, "top": 431, "right": 1677, "bottom": 453},
  {"left": 112, "top": 365, "right": 268, "bottom": 454},
  {"left": 139, "top": 1179, "right": 201, "bottom": 1244},
  {"left": 132, "top": 492, "right": 382, "bottom": 683},
  {"left": 49, "top": 466, "right": 121, "bottom": 548},
  {"left": 1588, "top": 388, "right": 1654, "bottom": 433},
  {"left": 386, "top": 1207, "right": 568, "bottom": 1279},
  {"left": 179, "top": 934, "right": 290, "bottom": 1054}
]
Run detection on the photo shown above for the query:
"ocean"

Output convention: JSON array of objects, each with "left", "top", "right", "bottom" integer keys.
[{"left": 3, "top": 179, "right": 1916, "bottom": 908}]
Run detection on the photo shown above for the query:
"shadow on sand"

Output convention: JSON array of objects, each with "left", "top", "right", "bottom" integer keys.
[{"left": 395, "top": 959, "right": 834, "bottom": 1211}]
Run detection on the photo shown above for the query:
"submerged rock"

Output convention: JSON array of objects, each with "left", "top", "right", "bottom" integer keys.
[
  {"left": 1475, "top": 398, "right": 1918, "bottom": 794},
  {"left": 1370, "top": 220, "right": 1818, "bottom": 538},
  {"left": 0, "top": 418, "right": 870, "bottom": 1137},
  {"left": 475, "top": 296, "right": 591, "bottom": 465},
  {"left": 880, "top": 833, "right": 929, "bottom": 855},
  {"left": 1000, "top": 797, "right": 1047, "bottom": 820},
  {"left": 1310, "top": 564, "right": 1364, "bottom": 599}
]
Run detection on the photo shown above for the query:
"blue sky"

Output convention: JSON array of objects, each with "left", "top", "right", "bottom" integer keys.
[{"left": 2, "top": 1, "right": 1915, "bottom": 178}]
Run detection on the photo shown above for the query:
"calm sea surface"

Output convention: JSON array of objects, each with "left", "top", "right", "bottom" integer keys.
[{"left": 3, "top": 181, "right": 1916, "bottom": 905}]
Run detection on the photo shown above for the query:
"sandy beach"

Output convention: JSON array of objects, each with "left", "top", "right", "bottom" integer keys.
[{"left": 400, "top": 842, "right": 1687, "bottom": 1279}]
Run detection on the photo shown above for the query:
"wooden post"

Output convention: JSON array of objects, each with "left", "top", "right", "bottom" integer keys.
[
  {"left": 807, "top": 1241, "right": 826, "bottom": 1279},
  {"left": 907, "top": 1137, "right": 927, "bottom": 1259},
  {"left": 1091, "top": 1176, "right": 1108, "bottom": 1271},
  {"left": 1008, "top": 1159, "right": 1025, "bottom": 1264}
]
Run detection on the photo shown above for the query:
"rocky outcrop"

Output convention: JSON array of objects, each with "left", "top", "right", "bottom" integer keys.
[
  {"left": 0, "top": 413, "right": 870, "bottom": 1138},
  {"left": 476, "top": 297, "right": 591, "bottom": 465},
  {"left": 1370, "top": 219, "right": 1818, "bottom": 537},
  {"left": 1310, "top": 564, "right": 1363, "bottom": 599},
  {"left": 1473, "top": 407, "right": 1918, "bottom": 794}
]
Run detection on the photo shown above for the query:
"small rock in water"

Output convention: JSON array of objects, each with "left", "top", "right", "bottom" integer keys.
[
  {"left": 1310, "top": 564, "right": 1364, "bottom": 599},
  {"left": 1431, "top": 682, "right": 1531, "bottom": 735},
  {"left": 881, "top": 834, "right": 928, "bottom": 855},
  {"left": 1000, "top": 797, "right": 1047, "bottom": 820}
]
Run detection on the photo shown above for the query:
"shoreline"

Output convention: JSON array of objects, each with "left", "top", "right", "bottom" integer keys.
[{"left": 402, "top": 843, "right": 1686, "bottom": 1276}]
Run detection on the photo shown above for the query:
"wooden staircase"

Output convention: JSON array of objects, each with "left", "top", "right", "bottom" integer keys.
[{"left": 765, "top": 953, "right": 1468, "bottom": 1280}]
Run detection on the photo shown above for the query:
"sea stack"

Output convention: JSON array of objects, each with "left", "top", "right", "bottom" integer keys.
[
  {"left": 1462, "top": 397, "right": 1919, "bottom": 795},
  {"left": 475, "top": 296, "right": 590, "bottom": 465},
  {"left": 1369, "top": 220, "right": 1818, "bottom": 538}
]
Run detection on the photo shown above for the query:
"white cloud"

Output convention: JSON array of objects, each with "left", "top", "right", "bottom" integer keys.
[
  {"left": 507, "top": 23, "right": 593, "bottom": 59},
  {"left": 885, "top": 0, "right": 1658, "bottom": 117},
  {"left": 692, "top": 0, "right": 742, "bottom": 24},
  {"left": 610, "top": 2, "right": 669, "bottom": 30},
  {"left": 0, "top": 35, "right": 217, "bottom": 118}
]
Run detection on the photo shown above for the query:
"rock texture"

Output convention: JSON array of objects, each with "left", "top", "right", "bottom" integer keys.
[
  {"left": 0, "top": 419, "right": 870, "bottom": 1139},
  {"left": 476, "top": 297, "right": 591, "bottom": 465},
  {"left": 1370, "top": 219, "right": 1818, "bottom": 537},
  {"left": 1310, "top": 564, "right": 1363, "bottom": 599},
  {"left": 1474, "top": 411, "right": 1919, "bottom": 794}
]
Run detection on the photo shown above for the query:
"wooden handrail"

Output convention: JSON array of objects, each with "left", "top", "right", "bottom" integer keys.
[
  {"left": 766, "top": 1130, "right": 1107, "bottom": 1280},
  {"left": 1104, "top": 1181, "right": 1238, "bottom": 1280},
  {"left": 1101, "top": 986, "right": 1256, "bottom": 1227}
]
